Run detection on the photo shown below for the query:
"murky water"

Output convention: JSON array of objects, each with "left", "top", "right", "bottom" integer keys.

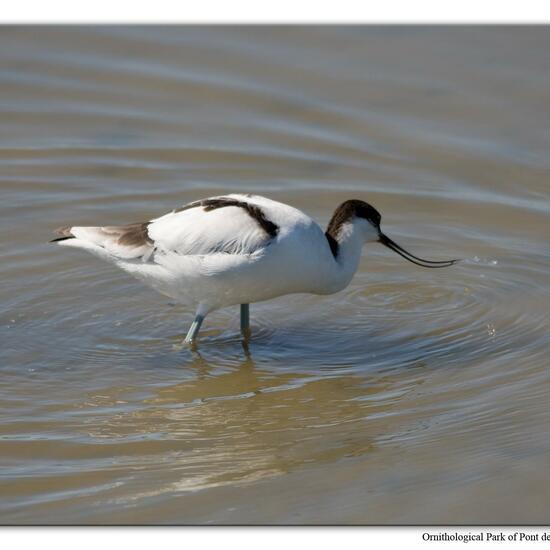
[{"left": 1, "top": 26, "right": 550, "bottom": 524}]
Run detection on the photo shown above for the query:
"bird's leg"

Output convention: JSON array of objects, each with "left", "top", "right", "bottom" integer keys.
[
  {"left": 240, "top": 303, "right": 250, "bottom": 339},
  {"left": 184, "top": 315, "right": 204, "bottom": 344},
  {"left": 184, "top": 304, "right": 209, "bottom": 344}
]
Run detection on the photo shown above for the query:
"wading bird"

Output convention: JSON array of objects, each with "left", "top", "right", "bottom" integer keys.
[{"left": 52, "top": 194, "right": 457, "bottom": 343}]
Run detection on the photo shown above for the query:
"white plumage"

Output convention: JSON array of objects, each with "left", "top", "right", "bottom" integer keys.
[{"left": 53, "top": 193, "right": 457, "bottom": 343}]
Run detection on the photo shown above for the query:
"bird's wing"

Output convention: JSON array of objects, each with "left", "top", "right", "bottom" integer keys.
[
  {"left": 147, "top": 196, "right": 278, "bottom": 257},
  {"left": 52, "top": 195, "right": 279, "bottom": 261}
]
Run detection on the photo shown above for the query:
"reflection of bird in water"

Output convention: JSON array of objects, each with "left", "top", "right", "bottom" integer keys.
[
  {"left": 139, "top": 352, "right": 410, "bottom": 490},
  {"left": 52, "top": 194, "right": 457, "bottom": 344}
]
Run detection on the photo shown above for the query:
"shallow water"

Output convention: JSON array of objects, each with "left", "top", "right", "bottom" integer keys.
[{"left": 1, "top": 26, "right": 550, "bottom": 524}]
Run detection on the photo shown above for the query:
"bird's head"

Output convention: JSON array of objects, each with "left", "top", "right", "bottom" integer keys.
[{"left": 328, "top": 199, "right": 458, "bottom": 268}]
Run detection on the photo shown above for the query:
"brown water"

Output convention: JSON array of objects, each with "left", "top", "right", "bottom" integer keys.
[{"left": 1, "top": 26, "right": 550, "bottom": 525}]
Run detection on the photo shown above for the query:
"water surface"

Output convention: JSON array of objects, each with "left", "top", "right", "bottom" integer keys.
[{"left": 1, "top": 26, "right": 550, "bottom": 524}]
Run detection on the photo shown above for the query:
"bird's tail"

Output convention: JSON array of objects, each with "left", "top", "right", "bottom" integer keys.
[
  {"left": 50, "top": 226, "right": 76, "bottom": 242},
  {"left": 50, "top": 223, "right": 154, "bottom": 261}
]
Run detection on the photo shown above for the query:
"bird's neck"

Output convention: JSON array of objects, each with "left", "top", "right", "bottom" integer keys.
[{"left": 323, "top": 221, "right": 364, "bottom": 293}]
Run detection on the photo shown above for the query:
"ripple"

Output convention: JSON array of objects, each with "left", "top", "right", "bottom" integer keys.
[{"left": 3, "top": 26, "right": 550, "bottom": 524}]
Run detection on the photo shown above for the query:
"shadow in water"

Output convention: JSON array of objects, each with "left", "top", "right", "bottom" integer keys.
[{"left": 81, "top": 348, "right": 421, "bottom": 498}]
